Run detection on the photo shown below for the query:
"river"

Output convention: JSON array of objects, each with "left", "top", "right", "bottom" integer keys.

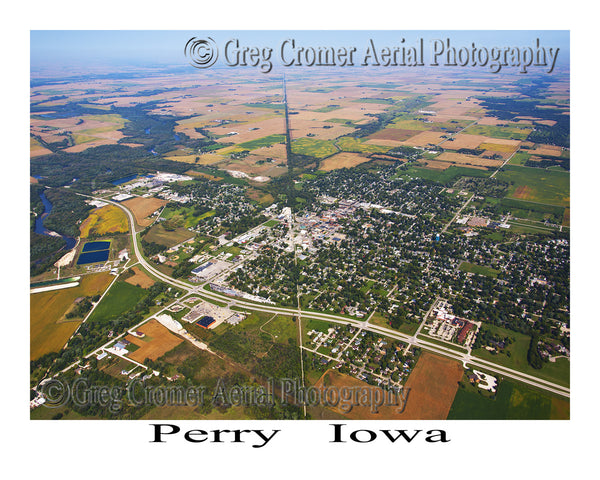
[{"left": 35, "top": 190, "right": 77, "bottom": 250}]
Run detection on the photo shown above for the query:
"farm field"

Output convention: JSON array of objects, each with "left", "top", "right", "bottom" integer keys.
[
  {"left": 125, "top": 319, "right": 184, "bottom": 363},
  {"left": 448, "top": 376, "right": 569, "bottom": 419},
  {"left": 86, "top": 281, "right": 148, "bottom": 325},
  {"left": 79, "top": 205, "right": 128, "bottom": 237},
  {"left": 397, "top": 352, "right": 464, "bottom": 419},
  {"left": 120, "top": 197, "right": 168, "bottom": 227},
  {"left": 124, "top": 266, "right": 155, "bottom": 288},
  {"left": 319, "top": 152, "right": 371, "bottom": 171},
  {"left": 495, "top": 165, "right": 570, "bottom": 207},
  {"left": 30, "top": 272, "right": 113, "bottom": 360},
  {"left": 291, "top": 137, "right": 339, "bottom": 158}
]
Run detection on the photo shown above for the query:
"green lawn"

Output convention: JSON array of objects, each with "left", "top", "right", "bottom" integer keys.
[
  {"left": 459, "top": 261, "right": 500, "bottom": 278},
  {"left": 471, "top": 324, "right": 570, "bottom": 387}
]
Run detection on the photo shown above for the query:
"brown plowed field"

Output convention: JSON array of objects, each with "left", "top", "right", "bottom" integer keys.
[{"left": 125, "top": 319, "right": 183, "bottom": 363}]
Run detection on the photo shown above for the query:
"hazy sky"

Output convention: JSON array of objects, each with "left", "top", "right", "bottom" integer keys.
[{"left": 30, "top": 30, "right": 570, "bottom": 72}]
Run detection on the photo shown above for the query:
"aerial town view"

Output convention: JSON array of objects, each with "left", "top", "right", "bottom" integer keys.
[{"left": 30, "top": 31, "right": 570, "bottom": 421}]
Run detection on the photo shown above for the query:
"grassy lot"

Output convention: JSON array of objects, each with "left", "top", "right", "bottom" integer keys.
[
  {"left": 260, "top": 314, "right": 299, "bottom": 344},
  {"left": 30, "top": 272, "right": 114, "bottom": 360},
  {"left": 368, "top": 311, "right": 420, "bottom": 336},
  {"left": 496, "top": 165, "right": 570, "bottom": 207},
  {"left": 448, "top": 375, "right": 569, "bottom": 419},
  {"left": 471, "top": 323, "right": 570, "bottom": 387},
  {"left": 143, "top": 223, "right": 195, "bottom": 248},
  {"left": 417, "top": 334, "right": 468, "bottom": 352},
  {"left": 263, "top": 219, "right": 280, "bottom": 227},
  {"left": 459, "top": 261, "right": 500, "bottom": 278},
  {"left": 86, "top": 281, "right": 148, "bottom": 325}
]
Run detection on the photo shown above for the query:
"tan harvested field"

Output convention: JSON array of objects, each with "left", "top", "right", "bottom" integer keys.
[
  {"left": 184, "top": 170, "right": 223, "bottom": 181},
  {"left": 397, "top": 130, "right": 447, "bottom": 147},
  {"left": 368, "top": 128, "right": 422, "bottom": 142},
  {"left": 125, "top": 266, "right": 155, "bottom": 288},
  {"left": 421, "top": 159, "right": 452, "bottom": 170},
  {"left": 30, "top": 137, "right": 53, "bottom": 157},
  {"left": 290, "top": 120, "right": 354, "bottom": 140},
  {"left": 436, "top": 151, "right": 503, "bottom": 168},
  {"left": 535, "top": 119, "right": 557, "bottom": 127},
  {"left": 534, "top": 144, "right": 564, "bottom": 156},
  {"left": 319, "top": 152, "right": 370, "bottom": 171},
  {"left": 121, "top": 197, "right": 168, "bottom": 227},
  {"left": 165, "top": 153, "right": 224, "bottom": 165},
  {"left": 479, "top": 142, "right": 519, "bottom": 153},
  {"left": 210, "top": 117, "right": 285, "bottom": 144},
  {"left": 442, "top": 133, "right": 489, "bottom": 149},
  {"left": 477, "top": 116, "right": 509, "bottom": 126},
  {"left": 125, "top": 319, "right": 184, "bottom": 363},
  {"left": 31, "top": 273, "right": 113, "bottom": 360}
]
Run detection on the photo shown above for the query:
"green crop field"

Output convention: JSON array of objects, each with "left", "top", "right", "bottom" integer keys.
[
  {"left": 396, "top": 165, "right": 491, "bottom": 184},
  {"left": 235, "top": 134, "right": 286, "bottom": 151},
  {"left": 314, "top": 105, "right": 342, "bottom": 113},
  {"left": 462, "top": 124, "right": 532, "bottom": 140},
  {"left": 291, "top": 137, "right": 339, "bottom": 158},
  {"left": 448, "top": 377, "right": 569, "bottom": 419},
  {"left": 86, "top": 281, "right": 148, "bottom": 324},
  {"left": 508, "top": 152, "right": 531, "bottom": 166},
  {"left": 335, "top": 136, "right": 389, "bottom": 153},
  {"left": 496, "top": 165, "right": 570, "bottom": 207}
]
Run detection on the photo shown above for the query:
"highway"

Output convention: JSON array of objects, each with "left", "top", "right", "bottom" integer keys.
[{"left": 74, "top": 192, "right": 570, "bottom": 399}]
